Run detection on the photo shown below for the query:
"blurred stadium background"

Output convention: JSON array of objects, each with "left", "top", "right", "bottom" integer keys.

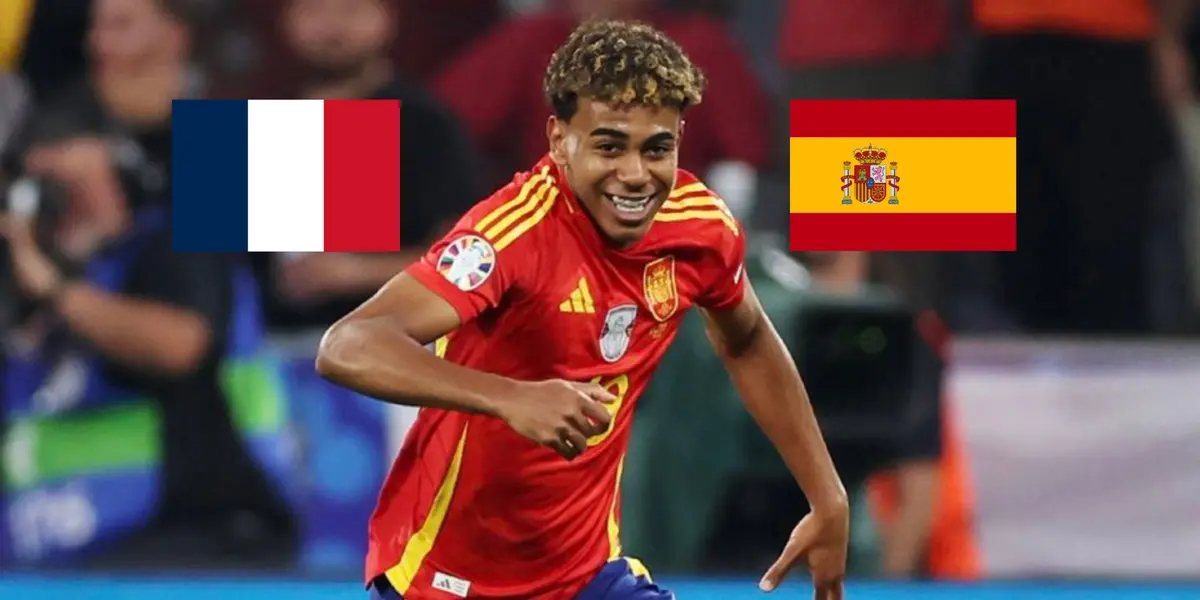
[{"left": 3, "top": 0, "right": 1200, "bottom": 598}]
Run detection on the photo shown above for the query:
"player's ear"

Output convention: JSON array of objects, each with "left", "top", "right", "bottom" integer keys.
[{"left": 547, "top": 116, "right": 568, "bottom": 166}]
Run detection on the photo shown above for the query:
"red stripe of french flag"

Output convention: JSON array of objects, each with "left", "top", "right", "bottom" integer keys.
[{"left": 323, "top": 100, "right": 401, "bottom": 251}]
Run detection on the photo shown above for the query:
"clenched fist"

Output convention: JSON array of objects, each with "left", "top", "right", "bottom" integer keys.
[{"left": 497, "top": 380, "right": 617, "bottom": 460}]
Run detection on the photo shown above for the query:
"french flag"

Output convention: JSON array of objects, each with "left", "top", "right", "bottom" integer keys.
[{"left": 170, "top": 99, "right": 401, "bottom": 252}]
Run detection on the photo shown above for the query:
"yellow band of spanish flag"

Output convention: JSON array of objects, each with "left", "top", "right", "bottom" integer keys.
[{"left": 789, "top": 100, "right": 1017, "bottom": 251}]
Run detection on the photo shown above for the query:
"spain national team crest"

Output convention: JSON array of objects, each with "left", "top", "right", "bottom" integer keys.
[
  {"left": 839, "top": 144, "right": 900, "bottom": 205},
  {"left": 599, "top": 304, "right": 637, "bottom": 363},
  {"left": 643, "top": 256, "right": 679, "bottom": 322},
  {"left": 437, "top": 235, "right": 496, "bottom": 291}
]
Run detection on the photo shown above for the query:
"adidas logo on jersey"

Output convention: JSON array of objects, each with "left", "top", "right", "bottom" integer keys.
[
  {"left": 559, "top": 277, "right": 596, "bottom": 314},
  {"left": 432, "top": 572, "right": 471, "bottom": 598}
]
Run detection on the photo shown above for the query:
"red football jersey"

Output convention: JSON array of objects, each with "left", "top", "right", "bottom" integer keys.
[{"left": 366, "top": 155, "right": 747, "bottom": 599}]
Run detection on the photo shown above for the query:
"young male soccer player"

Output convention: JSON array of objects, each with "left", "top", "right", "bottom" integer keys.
[{"left": 316, "top": 20, "right": 849, "bottom": 600}]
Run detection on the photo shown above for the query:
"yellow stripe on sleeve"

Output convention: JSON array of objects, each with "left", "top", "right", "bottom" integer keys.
[
  {"left": 480, "top": 177, "right": 552, "bottom": 243},
  {"left": 474, "top": 168, "right": 550, "bottom": 234},
  {"left": 661, "top": 195, "right": 733, "bottom": 215},
  {"left": 668, "top": 182, "right": 707, "bottom": 198},
  {"left": 655, "top": 195, "right": 739, "bottom": 234},
  {"left": 654, "top": 210, "right": 739, "bottom": 234},
  {"left": 493, "top": 187, "right": 558, "bottom": 250}
]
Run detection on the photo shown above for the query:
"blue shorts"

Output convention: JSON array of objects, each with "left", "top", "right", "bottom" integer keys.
[{"left": 368, "top": 557, "right": 673, "bottom": 600}]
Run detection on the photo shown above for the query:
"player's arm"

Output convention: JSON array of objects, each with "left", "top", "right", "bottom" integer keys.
[
  {"left": 315, "top": 272, "right": 516, "bottom": 416},
  {"left": 694, "top": 221, "right": 847, "bottom": 597},
  {"left": 699, "top": 285, "right": 848, "bottom": 513},
  {"left": 699, "top": 285, "right": 848, "bottom": 595},
  {"left": 315, "top": 215, "right": 615, "bottom": 459}
]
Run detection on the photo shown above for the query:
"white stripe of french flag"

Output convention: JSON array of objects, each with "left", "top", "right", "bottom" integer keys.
[{"left": 170, "top": 99, "right": 401, "bottom": 252}]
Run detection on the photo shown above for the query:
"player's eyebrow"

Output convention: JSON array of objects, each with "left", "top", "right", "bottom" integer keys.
[
  {"left": 589, "top": 127, "right": 629, "bottom": 140},
  {"left": 642, "top": 132, "right": 676, "bottom": 146}
]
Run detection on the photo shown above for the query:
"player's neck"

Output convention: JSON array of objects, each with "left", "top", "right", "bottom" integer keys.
[
  {"left": 576, "top": 200, "right": 642, "bottom": 251},
  {"left": 301, "top": 59, "right": 391, "bottom": 100}
]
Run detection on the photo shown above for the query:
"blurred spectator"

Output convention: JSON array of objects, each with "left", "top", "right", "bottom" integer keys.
[
  {"left": 1, "top": 0, "right": 298, "bottom": 566},
  {"left": 21, "top": 0, "right": 207, "bottom": 214},
  {"left": 970, "top": 0, "right": 1192, "bottom": 333},
  {"left": 432, "top": 0, "right": 770, "bottom": 217},
  {"left": 238, "top": 0, "right": 504, "bottom": 85},
  {"left": 1, "top": 132, "right": 295, "bottom": 566},
  {"left": 10, "top": 0, "right": 198, "bottom": 253},
  {"left": 251, "top": 0, "right": 481, "bottom": 332},
  {"left": 867, "top": 312, "right": 982, "bottom": 581}
]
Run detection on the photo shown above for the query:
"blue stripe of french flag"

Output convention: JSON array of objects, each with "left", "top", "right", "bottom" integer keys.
[{"left": 170, "top": 99, "right": 401, "bottom": 252}]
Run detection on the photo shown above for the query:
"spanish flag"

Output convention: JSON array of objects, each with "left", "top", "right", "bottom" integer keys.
[{"left": 790, "top": 100, "right": 1016, "bottom": 251}]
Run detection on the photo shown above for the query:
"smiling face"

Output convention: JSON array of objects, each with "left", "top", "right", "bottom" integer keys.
[
  {"left": 548, "top": 99, "right": 682, "bottom": 247},
  {"left": 89, "top": 0, "right": 187, "bottom": 72},
  {"left": 541, "top": 20, "right": 708, "bottom": 247}
]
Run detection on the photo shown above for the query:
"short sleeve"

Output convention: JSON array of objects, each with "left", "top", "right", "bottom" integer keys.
[
  {"left": 697, "top": 222, "right": 748, "bottom": 311},
  {"left": 406, "top": 224, "right": 539, "bottom": 323}
]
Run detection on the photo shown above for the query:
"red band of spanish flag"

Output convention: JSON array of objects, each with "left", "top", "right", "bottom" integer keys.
[{"left": 789, "top": 100, "right": 1017, "bottom": 251}]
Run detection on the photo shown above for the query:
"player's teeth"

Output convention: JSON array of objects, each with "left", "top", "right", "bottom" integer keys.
[{"left": 608, "top": 195, "right": 650, "bottom": 213}]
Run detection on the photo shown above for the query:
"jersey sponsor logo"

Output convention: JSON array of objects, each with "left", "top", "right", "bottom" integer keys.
[
  {"left": 643, "top": 256, "right": 679, "bottom": 322},
  {"left": 432, "top": 572, "right": 471, "bottom": 598},
  {"left": 436, "top": 235, "right": 496, "bottom": 291},
  {"left": 599, "top": 304, "right": 637, "bottom": 363}
]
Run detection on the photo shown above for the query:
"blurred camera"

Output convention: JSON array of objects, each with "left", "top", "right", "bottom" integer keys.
[{"left": 0, "top": 155, "right": 71, "bottom": 332}]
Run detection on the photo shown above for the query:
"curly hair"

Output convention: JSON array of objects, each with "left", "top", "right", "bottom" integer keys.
[{"left": 543, "top": 20, "right": 707, "bottom": 121}]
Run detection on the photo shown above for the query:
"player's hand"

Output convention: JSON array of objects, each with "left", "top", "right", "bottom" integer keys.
[
  {"left": 760, "top": 507, "right": 849, "bottom": 599},
  {"left": 498, "top": 380, "right": 617, "bottom": 460}
]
